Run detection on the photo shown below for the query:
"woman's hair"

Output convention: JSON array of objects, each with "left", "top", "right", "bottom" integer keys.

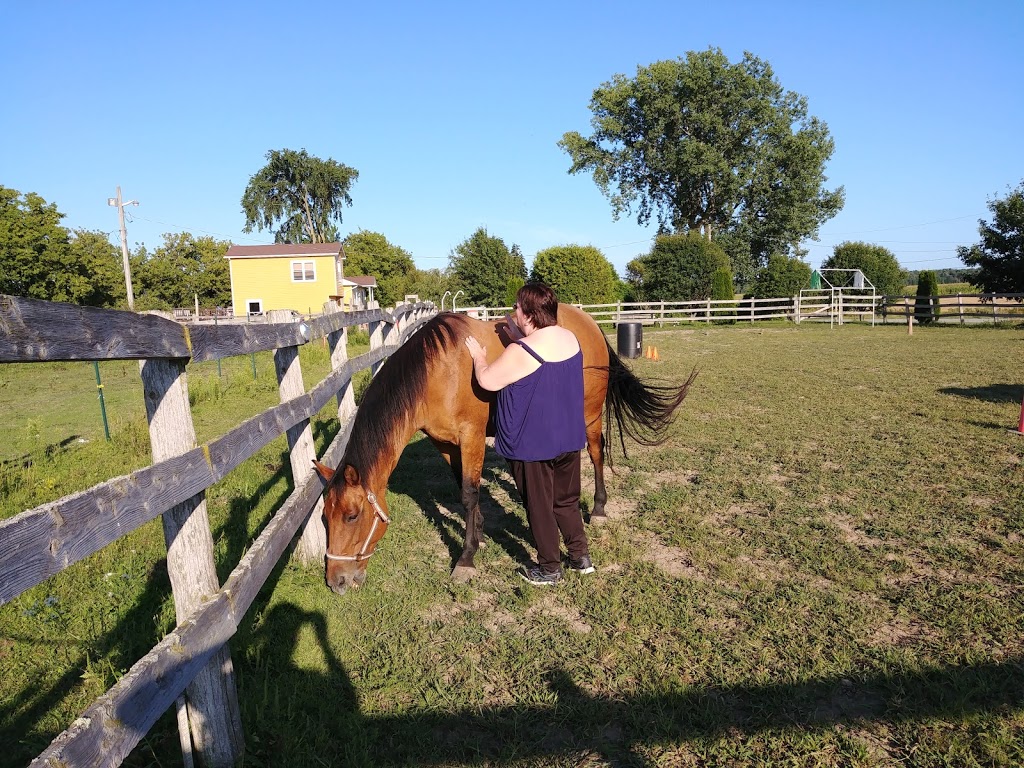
[{"left": 516, "top": 282, "right": 559, "bottom": 329}]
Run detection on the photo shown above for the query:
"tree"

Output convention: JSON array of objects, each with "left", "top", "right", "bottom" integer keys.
[
  {"left": 447, "top": 228, "right": 526, "bottom": 307},
  {"left": 914, "top": 270, "right": 940, "bottom": 324},
  {"left": 559, "top": 48, "right": 843, "bottom": 266},
  {"left": 67, "top": 229, "right": 126, "bottom": 307},
  {"left": 751, "top": 253, "right": 812, "bottom": 299},
  {"left": 821, "top": 241, "right": 905, "bottom": 297},
  {"left": 242, "top": 148, "right": 358, "bottom": 243},
  {"left": 342, "top": 230, "right": 415, "bottom": 307},
  {"left": 530, "top": 245, "right": 619, "bottom": 305},
  {"left": 957, "top": 181, "right": 1024, "bottom": 294},
  {"left": 638, "top": 232, "right": 730, "bottom": 301},
  {"left": 135, "top": 233, "right": 231, "bottom": 310},
  {"left": 402, "top": 268, "right": 451, "bottom": 306}
]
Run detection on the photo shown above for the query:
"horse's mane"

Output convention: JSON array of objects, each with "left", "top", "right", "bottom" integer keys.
[{"left": 340, "top": 312, "right": 472, "bottom": 480}]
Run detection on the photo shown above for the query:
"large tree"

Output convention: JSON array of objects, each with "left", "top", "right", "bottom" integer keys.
[
  {"left": 447, "top": 228, "right": 526, "bottom": 307},
  {"left": 342, "top": 230, "right": 415, "bottom": 307},
  {"left": 559, "top": 48, "right": 843, "bottom": 265},
  {"left": 241, "top": 148, "right": 358, "bottom": 243},
  {"left": 821, "top": 242, "right": 905, "bottom": 297},
  {"left": 530, "top": 245, "right": 619, "bottom": 305},
  {"left": 957, "top": 181, "right": 1024, "bottom": 294}
]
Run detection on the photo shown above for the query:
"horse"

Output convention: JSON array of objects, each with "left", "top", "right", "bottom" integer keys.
[{"left": 313, "top": 305, "right": 696, "bottom": 595}]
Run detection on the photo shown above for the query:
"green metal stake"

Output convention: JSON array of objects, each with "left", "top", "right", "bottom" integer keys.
[{"left": 92, "top": 361, "right": 111, "bottom": 441}]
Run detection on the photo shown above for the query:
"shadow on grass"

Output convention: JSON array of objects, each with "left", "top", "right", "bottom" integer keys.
[
  {"left": 124, "top": 622, "right": 1024, "bottom": 768},
  {"left": 940, "top": 383, "right": 1023, "bottom": 404},
  {"left": 387, "top": 437, "right": 534, "bottom": 571}
]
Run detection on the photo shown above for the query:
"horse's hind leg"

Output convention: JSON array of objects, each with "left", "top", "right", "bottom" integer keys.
[
  {"left": 587, "top": 421, "right": 608, "bottom": 521},
  {"left": 452, "top": 434, "right": 486, "bottom": 581}
]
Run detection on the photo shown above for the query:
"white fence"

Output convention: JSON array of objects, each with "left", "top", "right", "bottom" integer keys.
[{"left": 455, "top": 293, "right": 1024, "bottom": 327}]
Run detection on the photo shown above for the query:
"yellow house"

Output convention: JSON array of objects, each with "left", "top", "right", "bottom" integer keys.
[{"left": 225, "top": 243, "right": 344, "bottom": 317}]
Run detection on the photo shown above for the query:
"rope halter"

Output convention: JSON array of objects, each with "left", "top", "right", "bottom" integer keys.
[{"left": 324, "top": 490, "right": 390, "bottom": 562}]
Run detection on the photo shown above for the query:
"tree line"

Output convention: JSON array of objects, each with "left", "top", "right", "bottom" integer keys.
[{"left": 4, "top": 48, "right": 1019, "bottom": 312}]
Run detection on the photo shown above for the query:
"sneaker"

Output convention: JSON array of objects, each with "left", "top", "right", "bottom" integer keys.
[
  {"left": 519, "top": 565, "right": 563, "bottom": 586},
  {"left": 567, "top": 554, "right": 596, "bottom": 575}
]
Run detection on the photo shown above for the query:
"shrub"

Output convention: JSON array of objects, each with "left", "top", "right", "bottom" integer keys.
[
  {"left": 914, "top": 270, "right": 940, "bottom": 324},
  {"left": 641, "top": 233, "right": 731, "bottom": 301},
  {"left": 710, "top": 267, "right": 735, "bottom": 323}
]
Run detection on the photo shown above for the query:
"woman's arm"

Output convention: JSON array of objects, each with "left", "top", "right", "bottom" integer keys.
[{"left": 464, "top": 336, "right": 539, "bottom": 391}]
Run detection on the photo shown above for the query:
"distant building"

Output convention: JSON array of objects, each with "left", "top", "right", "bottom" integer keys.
[
  {"left": 224, "top": 243, "right": 345, "bottom": 317},
  {"left": 334, "top": 275, "right": 378, "bottom": 311}
]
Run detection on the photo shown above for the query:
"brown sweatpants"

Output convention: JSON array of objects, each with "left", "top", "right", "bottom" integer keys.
[{"left": 508, "top": 450, "right": 589, "bottom": 572}]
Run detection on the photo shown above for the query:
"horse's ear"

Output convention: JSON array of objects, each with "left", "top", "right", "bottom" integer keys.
[
  {"left": 312, "top": 460, "right": 335, "bottom": 483},
  {"left": 343, "top": 464, "right": 361, "bottom": 488}
]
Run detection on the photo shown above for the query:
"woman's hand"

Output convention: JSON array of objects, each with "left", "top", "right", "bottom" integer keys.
[{"left": 464, "top": 336, "right": 486, "bottom": 365}]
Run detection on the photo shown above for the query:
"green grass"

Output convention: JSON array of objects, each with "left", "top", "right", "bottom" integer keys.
[{"left": 2, "top": 322, "right": 1023, "bottom": 766}]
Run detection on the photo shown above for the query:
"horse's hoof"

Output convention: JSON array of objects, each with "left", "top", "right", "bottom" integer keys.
[
  {"left": 590, "top": 513, "right": 608, "bottom": 526},
  {"left": 451, "top": 565, "right": 477, "bottom": 583}
]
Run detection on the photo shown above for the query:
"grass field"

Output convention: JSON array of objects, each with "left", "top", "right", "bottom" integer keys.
[{"left": 1, "top": 321, "right": 1023, "bottom": 767}]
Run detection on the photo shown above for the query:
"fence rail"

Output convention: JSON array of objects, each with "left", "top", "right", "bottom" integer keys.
[
  {"left": 0, "top": 293, "right": 435, "bottom": 768},
  {"left": 455, "top": 293, "right": 1023, "bottom": 327}
]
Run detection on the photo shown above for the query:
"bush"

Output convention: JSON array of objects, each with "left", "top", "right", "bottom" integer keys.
[
  {"left": 641, "top": 233, "right": 731, "bottom": 301},
  {"left": 751, "top": 254, "right": 812, "bottom": 299},
  {"left": 914, "top": 270, "right": 940, "bottom": 324},
  {"left": 710, "top": 267, "right": 735, "bottom": 323}
]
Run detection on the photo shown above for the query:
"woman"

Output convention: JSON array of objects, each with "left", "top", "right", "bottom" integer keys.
[{"left": 464, "top": 282, "right": 595, "bottom": 585}]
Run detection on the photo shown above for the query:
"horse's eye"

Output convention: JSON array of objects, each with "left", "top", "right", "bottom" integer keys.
[{"left": 345, "top": 511, "right": 359, "bottom": 523}]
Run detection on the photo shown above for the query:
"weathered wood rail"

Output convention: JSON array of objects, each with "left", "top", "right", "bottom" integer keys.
[{"left": 0, "top": 293, "right": 436, "bottom": 768}]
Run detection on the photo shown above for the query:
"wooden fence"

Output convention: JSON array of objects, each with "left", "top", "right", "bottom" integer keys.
[
  {"left": 458, "top": 293, "right": 1024, "bottom": 327},
  {"left": 0, "top": 294, "right": 435, "bottom": 768}
]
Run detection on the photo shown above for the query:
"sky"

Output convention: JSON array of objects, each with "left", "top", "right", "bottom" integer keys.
[{"left": 2, "top": 1, "right": 1021, "bottom": 279}]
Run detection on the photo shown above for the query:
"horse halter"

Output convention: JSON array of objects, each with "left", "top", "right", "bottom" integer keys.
[{"left": 324, "top": 490, "right": 390, "bottom": 562}]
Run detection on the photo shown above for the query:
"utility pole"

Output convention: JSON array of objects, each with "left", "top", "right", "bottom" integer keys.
[{"left": 108, "top": 186, "right": 139, "bottom": 310}]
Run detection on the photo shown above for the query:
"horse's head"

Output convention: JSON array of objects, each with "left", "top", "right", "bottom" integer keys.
[{"left": 314, "top": 460, "right": 391, "bottom": 596}]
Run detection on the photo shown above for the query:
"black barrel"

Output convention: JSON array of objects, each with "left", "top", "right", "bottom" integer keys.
[{"left": 616, "top": 321, "right": 642, "bottom": 358}]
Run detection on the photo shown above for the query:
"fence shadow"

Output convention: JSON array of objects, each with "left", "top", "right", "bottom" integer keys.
[{"left": 121, "top": 638, "right": 1024, "bottom": 767}]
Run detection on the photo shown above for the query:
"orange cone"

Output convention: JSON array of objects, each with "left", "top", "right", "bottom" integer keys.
[
  {"left": 644, "top": 345, "right": 652, "bottom": 359},
  {"left": 653, "top": 347, "right": 661, "bottom": 362}
]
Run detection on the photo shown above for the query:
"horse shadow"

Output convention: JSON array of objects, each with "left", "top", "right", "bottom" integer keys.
[{"left": 387, "top": 437, "right": 535, "bottom": 570}]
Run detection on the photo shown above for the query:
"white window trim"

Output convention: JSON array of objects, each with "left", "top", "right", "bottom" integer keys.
[
  {"left": 246, "top": 299, "right": 264, "bottom": 316},
  {"left": 291, "top": 260, "right": 316, "bottom": 282}
]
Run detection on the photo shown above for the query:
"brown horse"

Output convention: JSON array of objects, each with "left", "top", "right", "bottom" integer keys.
[{"left": 313, "top": 305, "right": 695, "bottom": 594}]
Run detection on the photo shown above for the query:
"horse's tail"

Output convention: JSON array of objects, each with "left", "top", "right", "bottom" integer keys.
[{"left": 601, "top": 339, "right": 698, "bottom": 457}]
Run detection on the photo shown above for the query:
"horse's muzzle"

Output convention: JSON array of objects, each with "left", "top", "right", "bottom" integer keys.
[{"left": 326, "top": 564, "right": 367, "bottom": 595}]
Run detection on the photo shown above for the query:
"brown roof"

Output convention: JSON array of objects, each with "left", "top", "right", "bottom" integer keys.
[
  {"left": 346, "top": 275, "right": 377, "bottom": 287},
  {"left": 225, "top": 242, "right": 344, "bottom": 259}
]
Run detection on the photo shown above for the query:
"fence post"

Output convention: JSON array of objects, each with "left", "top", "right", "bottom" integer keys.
[
  {"left": 324, "top": 301, "right": 357, "bottom": 429},
  {"left": 957, "top": 293, "right": 964, "bottom": 325},
  {"left": 369, "top": 311, "right": 385, "bottom": 376},
  {"left": 993, "top": 295, "right": 998, "bottom": 324},
  {"left": 267, "top": 310, "right": 326, "bottom": 564},
  {"left": 139, "top": 359, "right": 244, "bottom": 768},
  {"left": 793, "top": 294, "right": 800, "bottom": 324}
]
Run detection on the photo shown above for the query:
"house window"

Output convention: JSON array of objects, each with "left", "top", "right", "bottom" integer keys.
[
  {"left": 292, "top": 260, "right": 316, "bottom": 282},
  {"left": 247, "top": 299, "right": 263, "bottom": 316}
]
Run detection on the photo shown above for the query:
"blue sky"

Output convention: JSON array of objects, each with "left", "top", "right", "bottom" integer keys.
[{"left": 3, "top": 1, "right": 1021, "bottom": 278}]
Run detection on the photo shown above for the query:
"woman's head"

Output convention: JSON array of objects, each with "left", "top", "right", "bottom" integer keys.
[{"left": 515, "top": 282, "right": 558, "bottom": 329}]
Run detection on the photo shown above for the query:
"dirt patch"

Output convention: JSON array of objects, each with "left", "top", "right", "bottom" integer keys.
[{"left": 637, "top": 531, "right": 709, "bottom": 581}]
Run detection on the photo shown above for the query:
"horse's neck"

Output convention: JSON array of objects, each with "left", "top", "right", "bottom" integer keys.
[{"left": 357, "top": 409, "right": 421, "bottom": 497}]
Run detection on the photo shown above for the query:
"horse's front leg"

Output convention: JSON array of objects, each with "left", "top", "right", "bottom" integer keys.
[{"left": 451, "top": 434, "right": 486, "bottom": 582}]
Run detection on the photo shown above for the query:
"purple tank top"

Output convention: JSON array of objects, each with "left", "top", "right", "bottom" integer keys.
[{"left": 494, "top": 341, "right": 586, "bottom": 461}]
